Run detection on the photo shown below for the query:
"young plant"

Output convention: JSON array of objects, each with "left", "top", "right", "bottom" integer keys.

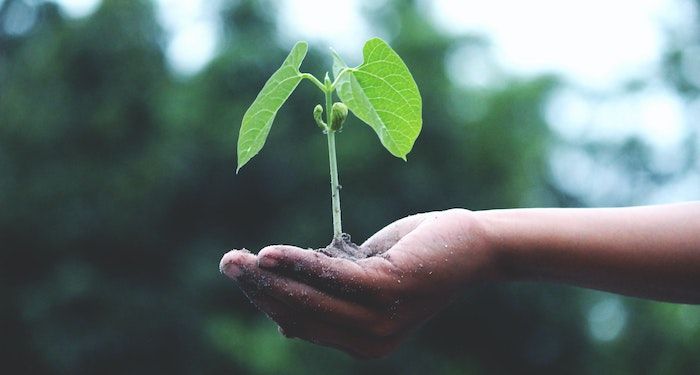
[{"left": 237, "top": 38, "right": 422, "bottom": 242}]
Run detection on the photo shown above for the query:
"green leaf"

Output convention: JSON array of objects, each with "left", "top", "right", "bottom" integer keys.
[
  {"left": 333, "top": 38, "right": 422, "bottom": 160},
  {"left": 237, "top": 41, "right": 308, "bottom": 172}
]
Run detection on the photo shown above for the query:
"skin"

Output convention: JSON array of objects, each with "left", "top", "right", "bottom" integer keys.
[{"left": 220, "top": 202, "right": 700, "bottom": 359}]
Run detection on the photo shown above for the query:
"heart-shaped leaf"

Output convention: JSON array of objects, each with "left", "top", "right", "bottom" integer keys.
[
  {"left": 333, "top": 38, "right": 422, "bottom": 160},
  {"left": 237, "top": 41, "right": 308, "bottom": 172}
]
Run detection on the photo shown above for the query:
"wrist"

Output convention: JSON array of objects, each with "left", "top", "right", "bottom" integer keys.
[
  {"left": 440, "top": 208, "right": 510, "bottom": 285},
  {"left": 472, "top": 209, "right": 520, "bottom": 283}
]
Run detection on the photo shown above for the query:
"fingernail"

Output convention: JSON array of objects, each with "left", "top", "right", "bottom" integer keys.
[
  {"left": 219, "top": 251, "right": 243, "bottom": 278},
  {"left": 221, "top": 262, "right": 242, "bottom": 278},
  {"left": 258, "top": 254, "right": 279, "bottom": 268}
]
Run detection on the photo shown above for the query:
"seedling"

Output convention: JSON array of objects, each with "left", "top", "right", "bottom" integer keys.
[{"left": 237, "top": 38, "right": 422, "bottom": 247}]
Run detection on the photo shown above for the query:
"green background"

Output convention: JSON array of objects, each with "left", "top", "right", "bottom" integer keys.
[{"left": 1, "top": 0, "right": 699, "bottom": 373}]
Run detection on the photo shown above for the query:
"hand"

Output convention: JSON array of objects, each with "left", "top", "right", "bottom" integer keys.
[{"left": 219, "top": 209, "right": 501, "bottom": 359}]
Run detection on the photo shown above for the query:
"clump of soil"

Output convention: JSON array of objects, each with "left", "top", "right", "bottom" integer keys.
[{"left": 318, "top": 233, "right": 373, "bottom": 260}]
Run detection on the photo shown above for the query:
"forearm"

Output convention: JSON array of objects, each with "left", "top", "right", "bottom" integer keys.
[{"left": 475, "top": 202, "right": 700, "bottom": 304}]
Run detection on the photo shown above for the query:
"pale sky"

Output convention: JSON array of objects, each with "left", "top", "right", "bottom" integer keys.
[
  {"left": 48, "top": 0, "right": 700, "bottom": 204},
  {"left": 50, "top": 0, "right": 694, "bottom": 84}
]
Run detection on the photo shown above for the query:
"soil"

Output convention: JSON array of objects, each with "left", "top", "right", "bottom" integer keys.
[{"left": 318, "top": 233, "right": 373, "bottom": 260}]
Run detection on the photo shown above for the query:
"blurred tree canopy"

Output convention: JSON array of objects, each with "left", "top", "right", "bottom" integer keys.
[{"left": 0, "top": 0, "right": 698, "bottom": 374}]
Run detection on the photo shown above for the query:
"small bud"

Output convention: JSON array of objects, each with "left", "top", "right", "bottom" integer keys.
[
  {"left": 330, "top": 102, "right": 348, "bottom": 131},
  {"left": 313, "top": 104, "right": 327, "bottom": 130}
]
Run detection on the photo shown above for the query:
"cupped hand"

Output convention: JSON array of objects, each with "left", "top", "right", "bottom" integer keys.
[{"left": 219, "top": 209, "right": 501, "bottom": 359}]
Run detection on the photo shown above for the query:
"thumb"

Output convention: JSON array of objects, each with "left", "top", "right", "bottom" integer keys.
[{"left": 361, "top": 213, "right": 431, "bottom": 255}]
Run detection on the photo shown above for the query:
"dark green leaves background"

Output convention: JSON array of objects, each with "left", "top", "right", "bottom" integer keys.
[{"left": 1, "top": 0, "right": 698, "bottom": 374}]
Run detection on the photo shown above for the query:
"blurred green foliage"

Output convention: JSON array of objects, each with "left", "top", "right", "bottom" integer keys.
[{"left": 1, "top": 0, "right": 698, "bottom": 374}]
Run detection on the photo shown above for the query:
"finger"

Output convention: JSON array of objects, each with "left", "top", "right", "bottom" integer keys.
[
  {"left": 361, "top": 213, "right": 431, "bottom": 255},
  {"left": 233, "top": 253, "right": 381, "bottom": 329},
  {"left": 244, "top": 290, "right": 403, "bottom": 359},
  {"left": 255, "top": 267, "right": 381, "bottom": 330},
  {"left": 257, "top": 245, "right": 391, "bottom": 299},
  {"left": 237, "top": 277, "right": 396, "bottom": 349},
  {"left": 220, "top": 250, "right": 350, "bottom": 335},
  {"left": 243, "top": 283, "right": 296, "bottom": 329},
  {"left": 220, "top": 249, "right": 257, "bottom": 280},
  {"left": 245, "top": 296, "right": 393, "bottom": 359}
]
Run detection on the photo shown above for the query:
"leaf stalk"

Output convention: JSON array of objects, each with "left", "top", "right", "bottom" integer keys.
[
  {"left": 329, "top": 67, "right": 354, "bottom": 90},
  {"left": 301, "top": 73, "right": 326, "bottom": 91}
]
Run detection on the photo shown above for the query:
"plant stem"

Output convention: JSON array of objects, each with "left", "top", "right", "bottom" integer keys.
[{"left": 325, "top": 86, "right": 343, "bottom": 239}]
